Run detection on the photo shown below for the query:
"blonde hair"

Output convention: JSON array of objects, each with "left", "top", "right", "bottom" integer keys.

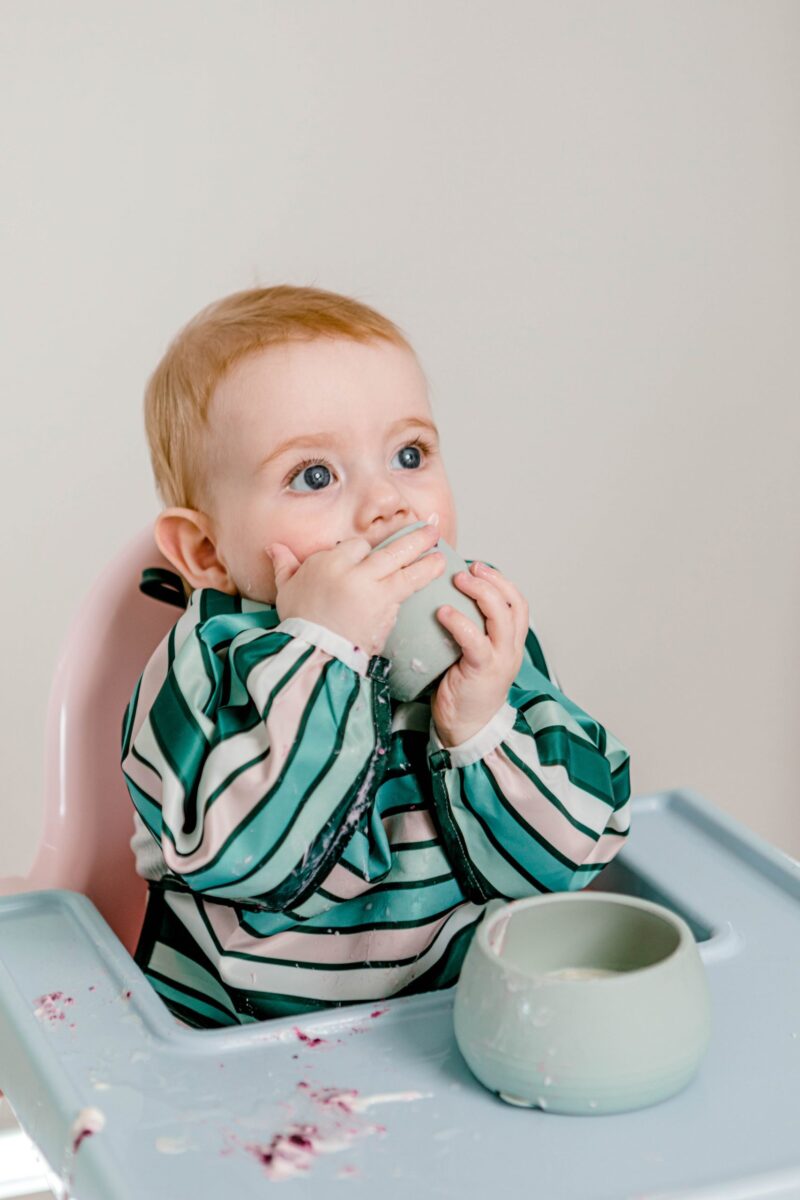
[{"left": 144, "top": 285, "right": 413, "bottom": 509}]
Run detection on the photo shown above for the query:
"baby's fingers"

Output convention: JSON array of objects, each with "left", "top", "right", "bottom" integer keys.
[
  {"left": 368, "top": 523, "right": 441, "bottom": 580},
  {"left": 469, "top": 562, "right": 529, "bottom": 639},
  {"left": 436, "top": 604, "right": 490, "bottom": 668},
  {"left": 266, "top": 542, "right": 301, "bottom": 586},
  {"left": 394, "top": 549, "right": 446, "bottom": 600}
]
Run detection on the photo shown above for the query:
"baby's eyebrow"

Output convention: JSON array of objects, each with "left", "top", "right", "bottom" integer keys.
[{"left": 258, "top": 416, "right": 439, "bottom": 471}]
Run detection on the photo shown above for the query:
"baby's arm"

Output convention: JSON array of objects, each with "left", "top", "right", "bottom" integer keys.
[
  {"left": 121, "top": 596, "right": 393, "bottom": 911},
  {"left": 426, "top": 623, "right": 631, "bottom": 901}
]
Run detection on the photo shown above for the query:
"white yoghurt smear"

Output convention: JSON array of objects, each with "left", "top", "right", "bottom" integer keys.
[{"left": 544, "top": 967, "right": 622, "bottom": 981}]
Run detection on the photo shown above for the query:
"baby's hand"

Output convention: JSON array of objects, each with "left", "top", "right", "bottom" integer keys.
[
  {"left": 431, "top": 561, "right": 528, "bottom": 748},
  {"left": 267, "top": 524, "right": 445, "bottom": 657}
]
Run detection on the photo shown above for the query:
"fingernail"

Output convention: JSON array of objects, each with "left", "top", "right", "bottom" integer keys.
[{"left": 427, "top": 512, "right": 439, "bottom": 526}]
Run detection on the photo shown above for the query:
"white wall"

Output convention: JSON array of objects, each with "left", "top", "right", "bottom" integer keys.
[{"left": 1, "top": 0, "right": 798, "bottom": 873}]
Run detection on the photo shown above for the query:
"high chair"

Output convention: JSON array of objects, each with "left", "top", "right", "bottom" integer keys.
[
  {"left": 1, "top": 527, "right": 799, "bottom": 1199},
  {"left": 0, "top": 525, "right": 178, "bottom": 956}
]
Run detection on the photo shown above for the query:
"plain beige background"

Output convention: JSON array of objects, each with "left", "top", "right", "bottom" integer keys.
[{"left": 1, "top": 0, "right": 798, "bottom": 877}]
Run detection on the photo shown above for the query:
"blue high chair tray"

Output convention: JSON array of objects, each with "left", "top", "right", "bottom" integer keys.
[{"left": 1, "top": 788, "right": 799, "bottom": 1200}]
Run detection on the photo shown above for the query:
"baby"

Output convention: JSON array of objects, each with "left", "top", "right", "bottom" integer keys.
[{"left": 121, "top": 285, "right": 632, "bottom": 1028}]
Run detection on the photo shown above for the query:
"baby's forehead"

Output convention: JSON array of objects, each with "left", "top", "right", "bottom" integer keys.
[{"left": 209, "top": 340, "right": 433, "bottom": 436}]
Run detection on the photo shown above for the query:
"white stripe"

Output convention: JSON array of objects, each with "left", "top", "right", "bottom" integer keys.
[
  {"left": 122, "top": 742, "right": 164, "bottom": 803},
  {"left": 171, "top": 593, "right": 204, "bottom": 654},
  {"left": 276, "top": 617, "right": 369, "bottom": 678},
  {"left": 193, "top": 638, "right": 311, "bottom": 812},
  {"left": 170, "top": 633, "right": 216, "bottom": 741},
  {"left": 130, "top": 812, "right": 167, "bottom": 880},
  {"left": 164, "top": 891, "right": 484, "bottom": 1002},
  {"left": 205, "top": 903, "right": 461, "bottom": 966},
  {"left": 522, "top": 696, "right": 597, "bottom": 745},
  {"left": 148, "top": 941, "right": 239, "bottom": 1016},
  {"left": 240, "top": 596, "right": 277, "bottom": 616},
  {"left": 241, "top": 632, "right": 314, "bottom": 716},
  {"left": 134, "top": 714, "right": 190, "bottom": 836}
]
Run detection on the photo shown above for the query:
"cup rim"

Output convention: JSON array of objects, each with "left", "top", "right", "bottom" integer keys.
[
  {"left": 476, "top": 892, "right": 695, "bottom": 984},
  {"left": 370, "top": 519, "right": 430, "bottom": 553}
]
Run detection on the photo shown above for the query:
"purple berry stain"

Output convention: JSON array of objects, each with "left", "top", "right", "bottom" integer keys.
[{"left": 293, "top": 1025, "right": 326, "bottom": 1048}]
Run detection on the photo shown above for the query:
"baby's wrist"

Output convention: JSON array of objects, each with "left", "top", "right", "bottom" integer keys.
[{"left": 432, "top": 719, "right": 481, "bottom": 748}]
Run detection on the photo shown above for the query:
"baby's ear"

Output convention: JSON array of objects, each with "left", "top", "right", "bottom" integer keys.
[{"left": 154, "top": 508, "right": 236, "bottom": 594}]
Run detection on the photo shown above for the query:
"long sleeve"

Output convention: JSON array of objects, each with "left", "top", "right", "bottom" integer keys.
[
  {"left": 121, "top": 589, "right": 393, "bottom": 912},
  {"left": 426, "top": 623, "right": 631, "bottom": 902}
]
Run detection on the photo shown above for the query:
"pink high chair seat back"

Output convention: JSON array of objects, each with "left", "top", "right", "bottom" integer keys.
[{"left": 0, "top": 526, "right": 179, "bottom": 956}]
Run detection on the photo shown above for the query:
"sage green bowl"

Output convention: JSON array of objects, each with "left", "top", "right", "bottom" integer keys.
[{"left": 453, "top": 893, "right": 712, "bottom": 1116}]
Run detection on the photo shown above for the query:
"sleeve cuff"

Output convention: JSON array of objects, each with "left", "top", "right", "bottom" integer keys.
[
  {"left": 428, "top": 700, "right": 517, "bottom": 768},
  {"left": 275, "top": 617, "right": 370, "bottom": 678}
]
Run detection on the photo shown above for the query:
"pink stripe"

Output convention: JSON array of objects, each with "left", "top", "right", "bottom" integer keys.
[
  {"left": 580, "top": 830, "right": 628, "bottom": 866},
  {"left": 382, "top": 808, "right": 437, "bottom": 845},
  {"left": 312, "top": 813, "right": 438, "bottom": 900},
  {"left": 317, "top": 862, "right": 374, "bottom": 901},
  {"left": 478, "top": 747, "right": 612, "bottom": 867},
  {"left": 122, "top": 745, "right": 162, "bottom": 799},
  {"left": 164, "top": 647, "right": 341, "bottom": 873},
  {"left": 129, "top": 630, "right": 171, "bottom": 742},
  {"left": 206, "top": 903, "right": 456, "bottom": 964}
]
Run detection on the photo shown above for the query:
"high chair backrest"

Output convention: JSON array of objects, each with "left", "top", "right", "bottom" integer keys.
[{"left": 0, "top": 526, "right": 179, "bottom": 955}]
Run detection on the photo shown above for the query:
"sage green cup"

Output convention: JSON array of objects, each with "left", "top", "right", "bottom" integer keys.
[
  {"left": 370, "top": 520, "right": 486, "bottom": 702},
  {"left": 454, "top": 893, "right": 712, "bottom": 1115}
]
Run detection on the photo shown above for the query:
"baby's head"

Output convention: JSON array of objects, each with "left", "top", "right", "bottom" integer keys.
[{"left": 145, "top": 285, "right": 457, "bottom": 605}]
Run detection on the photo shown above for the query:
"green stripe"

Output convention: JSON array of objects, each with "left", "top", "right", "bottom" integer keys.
[
  {"left": 149, "top": 942, "right": 239, "bottom": 1016},
  {"left": 200, "top": 744, "right": 270, "bottom": 815},
  {"left": 208, "top": 877, "right": 464, "bottom": 957},
  {"left": 389, "top": 838, "right": 440, "bottom": 851},
  {"left": 240, "top": 907, "right": 464, "bottom": 973},
  {"left": 274, "top": 671, "right": 393, "bottom": 909},
  {"left": 197, "top": 631, "right": 221, "bottom": 716},
  {"left": 212, "top": 639, "right": 314, "bottom": 747},
  {"left": 523, "top": 627, "right": 551, "bottom": 680},
  {"left": 427, "top": 768, "right": 494, "bottom": 902},
  {"left": 293, "top": 901, "right": 464, "bottom": 936},
  {"left": 610, "top": 753, "right": 631, "bottom": 810},
  {"left": 187, "top": 659, "right": 363, "bottom": 894},
  {"left": 376, "top": 801, "right": 425, "bottom": 818},
  {"left": 342, "top": 831, "right": 448, "bottom": 882},
  {"left": 166, "top": 622, "right": 176, "bottom": 669},
  {"left": 146, "top": 972, "right": 244, "bottom": 1027},
  {"left": 455, "top": 769, "right": 553, "bottom": 894},
  {"left": 394, "top": 917, "right": 482, "bottom": 997},
  {"left": 486, "top": 729, "right": 603, "bottom": 843},
  {"left": 124, "top": 778, "right": 162, "bottom": 836},
  {"left": 150, "top": 671, "right": 208, "bottom": 814},
  {"left": 231, "top": 989, "right": 355, "bottom": 1022}
]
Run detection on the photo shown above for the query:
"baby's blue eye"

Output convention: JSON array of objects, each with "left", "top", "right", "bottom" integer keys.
[
  {"left": 287, "top": 442, "right": 426, "bottom": 493},
  {"left": 289, "top": 462, "right": 333, "bottom": 493},
  {"left": 395, "top": 444, "right": 422, "bottom": 469}
]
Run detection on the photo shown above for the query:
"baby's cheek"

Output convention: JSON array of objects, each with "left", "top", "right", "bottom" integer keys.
[{"left": 292, "top": 538, "right": 338, "bottom": 562}]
